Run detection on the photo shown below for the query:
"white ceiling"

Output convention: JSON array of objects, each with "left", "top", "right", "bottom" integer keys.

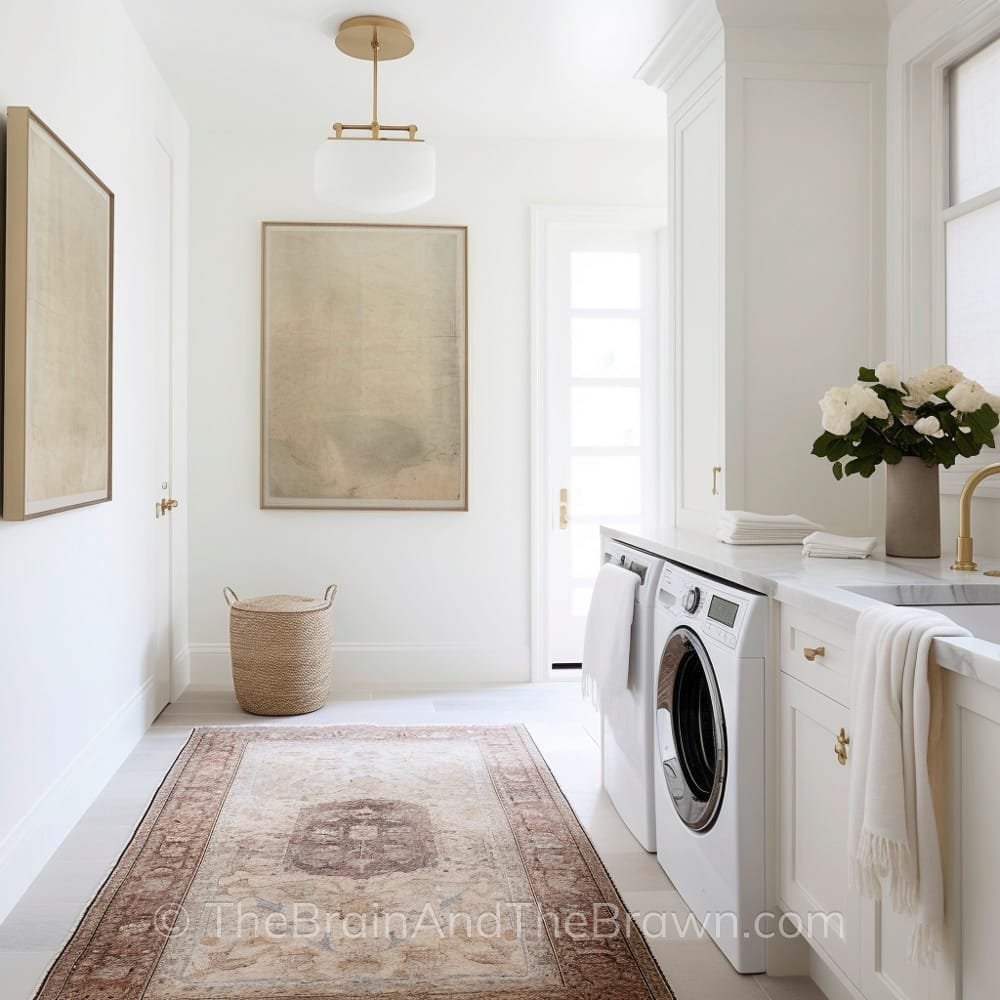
[{"left": 121, "top": 0, "right": 672, "bottom": 140}]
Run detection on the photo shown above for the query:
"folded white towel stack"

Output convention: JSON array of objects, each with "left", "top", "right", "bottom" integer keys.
[
  {"left": 582, "top": 563, "right": 638, "bottom": 696},
  {"left": 802, "top": 531, "right": 878, "bottom": 559},
  {"left": 716, "top": 510, "right": 822, "bottom": 546},
  {"left": 849, "top": 605, "right": 971, "bottom": 965}
]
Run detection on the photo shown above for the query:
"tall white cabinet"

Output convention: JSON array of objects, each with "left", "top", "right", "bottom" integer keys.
[{"left": 639, "top": 0, "right": 889, "bottom": 535}]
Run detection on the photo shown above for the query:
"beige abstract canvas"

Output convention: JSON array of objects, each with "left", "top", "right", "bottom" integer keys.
[
  {"left": 261, "top": 223, "right": 467, "bottom": 510},
  {"left": 3, "top": 107, "right": 114, "bottom": 520}
]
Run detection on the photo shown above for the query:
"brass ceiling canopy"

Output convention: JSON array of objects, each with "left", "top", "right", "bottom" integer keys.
[
  {"left": 335, "top": 15, "right": 414, "bottom": 61},
  {"left": 313, "top": 13, "right": 435, "bottom": 212}
]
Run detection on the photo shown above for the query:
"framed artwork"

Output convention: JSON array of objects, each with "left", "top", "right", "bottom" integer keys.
[
  {"left": 3, "top": 106, "right": 114, "bottom": 520},
  {"left": 260, "top": 222, "right": 468, "bottom": 510}
]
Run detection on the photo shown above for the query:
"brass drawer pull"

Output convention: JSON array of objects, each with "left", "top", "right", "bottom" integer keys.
[
  {"left": 803, "top": 646, "right": 826, "bottom": 662},
  {"left": 834, "top": 727, "right": 850, "bottom": 766}
]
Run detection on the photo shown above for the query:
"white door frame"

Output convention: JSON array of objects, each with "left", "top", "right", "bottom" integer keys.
[{"left": 529, "top": 204, "right": 668, "bottom": 683}]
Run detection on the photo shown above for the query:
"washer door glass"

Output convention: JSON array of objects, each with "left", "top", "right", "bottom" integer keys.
[{"left": 656, "top": 626, "right": 727, "bottom": 832}]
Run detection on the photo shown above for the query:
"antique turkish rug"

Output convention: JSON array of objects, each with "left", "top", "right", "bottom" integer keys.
[{"left": 35, "top": 725, "right": 675, "bottom": 999}]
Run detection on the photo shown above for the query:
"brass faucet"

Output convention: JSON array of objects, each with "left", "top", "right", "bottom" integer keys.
[{"left": 951, "top": 463, "right": 1000, "bottom": 571}]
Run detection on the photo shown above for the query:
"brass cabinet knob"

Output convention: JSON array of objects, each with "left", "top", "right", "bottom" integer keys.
[
  {"left": 158, "top": 497, "right": 180, "bottom": 517},
  {"left": 834, "top": 727, "right": 850, "bottom": 766},
  {"left": 803, "top": 646, "right": 826, "bottom": 662}
]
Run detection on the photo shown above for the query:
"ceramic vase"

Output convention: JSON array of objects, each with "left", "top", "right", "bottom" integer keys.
[{"left": 885, "top": 457, "right": 941, "bottom": 558}]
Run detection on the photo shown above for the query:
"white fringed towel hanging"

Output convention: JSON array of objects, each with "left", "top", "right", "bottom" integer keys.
[
  {"left": 848, "top": 605, "right": 970, "bottom": 965},
  {"left": 582, "top": 563, "right": 638, "bottom": 695}
]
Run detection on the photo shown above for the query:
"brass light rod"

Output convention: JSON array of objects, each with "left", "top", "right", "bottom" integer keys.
[{"left": 332, "top": 122, "right": 420, "bottom": 140}]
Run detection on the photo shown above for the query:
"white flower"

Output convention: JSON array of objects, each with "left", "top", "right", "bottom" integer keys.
[
  {"left": 819, "top": 387, "right": 862, "bottom": 436},
  {"left": 945, "top": 379, "right": 989, "bottom": 413},
  {"left": 914, "top": 415, "right": 945, "bottom": 438},
  {"left": 906, "top": 364, "right": 965, "bottom": 396},
  {"left": 987, "top": 393, "right": 1000, "bottom": 415},
  {"left": 848, "top": 383, "right": 890, "bottom": 420},
  {"left": 875, "top": 361, "right": 903, "bottom": 391}
]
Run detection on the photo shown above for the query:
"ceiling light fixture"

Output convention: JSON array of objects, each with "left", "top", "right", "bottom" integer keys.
[{"left": 314, "top": 15, "right": 435, "bottom": 213}]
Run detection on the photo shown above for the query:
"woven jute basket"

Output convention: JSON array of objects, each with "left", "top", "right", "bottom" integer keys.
[{"left": 224, "top": 585, "right": 337, "bottom": 716}]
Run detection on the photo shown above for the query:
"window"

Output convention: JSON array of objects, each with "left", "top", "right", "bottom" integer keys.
[{"left": 943, "top": 36, "right": 1000, "bottom": 478}]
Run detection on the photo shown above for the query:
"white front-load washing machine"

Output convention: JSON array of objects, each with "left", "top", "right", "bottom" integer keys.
[
  {"left": 600, "top": 539, "right": 665, "bottom": 852},
  {"left": 653, "top": 561, "right": 767, "bottom": 973}
]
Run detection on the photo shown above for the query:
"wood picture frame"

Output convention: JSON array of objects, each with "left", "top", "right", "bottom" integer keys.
[
  {"left": 260, "top": 222, "right": 468, "bottom": 511},
  {"left": 3, "top": 106, "right": 114, "bottom": 520}
]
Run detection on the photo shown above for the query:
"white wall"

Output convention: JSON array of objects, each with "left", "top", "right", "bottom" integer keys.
[
  {"left": 187, "top": 132, "right": 667, "bottom": 688},
  {"left": 0, "top": 0, "right": 188, "bottom": 921}
]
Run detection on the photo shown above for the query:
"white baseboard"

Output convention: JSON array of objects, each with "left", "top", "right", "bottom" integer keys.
[
  {"left": 171, "top": 645, "right": 191, "bottom": 702},
  {"left": 189, "top": 642, "right": 531, "bottom": 690},
  {"left": 0, "top": 676, "right": 162, "bottom": 925}
]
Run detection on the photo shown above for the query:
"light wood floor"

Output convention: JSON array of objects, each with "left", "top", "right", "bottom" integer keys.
[{"left": 0, "top": 684, "right": 825, "bottom": 999}]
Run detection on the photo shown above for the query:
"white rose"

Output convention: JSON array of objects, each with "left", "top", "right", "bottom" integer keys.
[
  {"left": 874, "top": 361, "right": 903, "bottom": 391},
  {"left": 908, "top": 364, "right": 965, "bottom": 395},
  {"left": 819, "top": 386, "right": 862, "bottom": 436},
  {"left": 987, "top": 393, "right": 1000, "bottom": 415},
  {"left": 945, "top": 379, "right": 989, "bottom": 413},
  {"left": 848, "top": 383, "right": 890, "bottom": 420},
  {"left": 913, "top": 415, "right": 945, "bottom": 438}
]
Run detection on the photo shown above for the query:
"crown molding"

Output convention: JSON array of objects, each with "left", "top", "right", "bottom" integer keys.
[
  {"left": 635, "top": 0, "right": 723, "bottom": 92},
  {"left": 637, "top": 0, "right": 890, "bottom": 93}
]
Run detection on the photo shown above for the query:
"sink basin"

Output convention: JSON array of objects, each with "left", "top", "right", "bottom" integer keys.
[
  {"left": 843, "top": 583, "right": 1000, "bottom": 606},
  {"left": 841, "top": 583, "right": 1000, "bottom": 644}
]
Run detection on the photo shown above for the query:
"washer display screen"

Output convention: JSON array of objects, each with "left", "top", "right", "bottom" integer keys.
[{"left": 707, "top": 595, "right": 739, "bottom": 628}]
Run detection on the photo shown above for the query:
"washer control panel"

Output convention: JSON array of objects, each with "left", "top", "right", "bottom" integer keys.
[{"left": 657, "top": 562, "right": 763, "bottom": 651}]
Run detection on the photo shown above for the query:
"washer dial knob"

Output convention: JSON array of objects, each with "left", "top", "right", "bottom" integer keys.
[{"left": 683, "top": 586, "right": 702, "bottom": 615}]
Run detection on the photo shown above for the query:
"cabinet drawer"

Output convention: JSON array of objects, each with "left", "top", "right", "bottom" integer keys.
[{"left": 780, "top": 606, "right": 853, "bottom": 705}]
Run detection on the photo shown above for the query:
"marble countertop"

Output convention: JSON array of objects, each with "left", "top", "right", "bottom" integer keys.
[{"left": 603, "top": 525, "right": 1000, "bottom": 690}]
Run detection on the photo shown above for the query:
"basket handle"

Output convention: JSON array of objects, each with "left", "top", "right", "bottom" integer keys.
[
  {"left": 324, "top": 584, "right": 338, "bottom": 605},
  {"left": 223, "top": 586, "right": 239, "bottom": 608}
]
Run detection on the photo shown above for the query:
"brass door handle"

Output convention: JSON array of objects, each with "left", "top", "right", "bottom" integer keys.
[
  {"left": 803, "top": 646, "right": 826, "bottom": 662},
  {"left": 559, "top": 488, "right": 569, "bottom": 530},
  {"left": 158, "top": 498, "right": 180, "bottom": 517},
  {"left": 834, "top": 727, "right": 850, "bottom": 766},
  {"left": 712, "top": 466, "right": 722, "bottom": 496}
]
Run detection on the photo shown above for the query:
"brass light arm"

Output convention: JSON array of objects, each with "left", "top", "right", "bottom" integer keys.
[{"left": 951, "top": 462, "right": 1000, "bottom": 571}]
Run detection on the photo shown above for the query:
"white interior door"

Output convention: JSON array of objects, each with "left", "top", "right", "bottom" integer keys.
[
  {"left": 150, "top": 140, "right": 174, "bottom": 710},
  {"left": 536, "top": 215, "right": 663, "bottom": 675}
]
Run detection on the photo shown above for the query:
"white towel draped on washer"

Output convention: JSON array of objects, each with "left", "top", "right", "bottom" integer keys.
[
  {"left": 582, "top": 563, "right": 638, "bottom": 694},
  {"left": 848, "top": 605, "right": 970, "bottom": 965}
]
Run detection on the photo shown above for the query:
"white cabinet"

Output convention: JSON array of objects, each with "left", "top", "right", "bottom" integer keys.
[
  {"left": 778, "top": 603, "right": 1000, "bottom": 1000},
  {"left": 779, "top": 672, "right": 861, "bottom": 985},
  {"left": 639, "top": 1, "right": 887, "bottom": 535},
  {"left": 672, "top": 76, "right": 724, "bottom": 524}
]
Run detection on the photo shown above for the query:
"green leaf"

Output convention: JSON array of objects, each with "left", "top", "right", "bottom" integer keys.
[
  {"left": 883, "top": 444, "right": 903, "bottom": 464},
  {"left": 811, "top": 432, "right": 835, "bottom": 458},
  {"left": 858, "top": 367, "right": 877, "bottom": 382},
  {"left": 832, "top": 461, "right": 844, "bottom": 481}
]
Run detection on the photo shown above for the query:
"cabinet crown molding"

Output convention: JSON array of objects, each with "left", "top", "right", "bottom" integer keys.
[{"left": 637, "top": 0, "right": 889, "bottom": 93}]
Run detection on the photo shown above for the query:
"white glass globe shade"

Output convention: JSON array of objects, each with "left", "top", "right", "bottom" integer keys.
[{"left": 314, "top": 139, "right": 436, "bottom": 213}]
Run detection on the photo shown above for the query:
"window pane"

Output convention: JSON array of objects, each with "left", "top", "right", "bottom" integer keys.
[
  {"left": 571, "top": 252, "right": 641, "bottom": 310},
  {"left": 571, "top": 317, "right": 641, "bottom": 377},
  {"left": 572, "top": 456, "right": 641, "bottom": 515},
  {"left": 572, "top": 387, "right": 641, "bottom": 447},
  {"left": 950, "top": 36, "right": 1000, "bottom": 205},
  {"left": 946, "top": 200, "right": 1000, "bottom": 392}
]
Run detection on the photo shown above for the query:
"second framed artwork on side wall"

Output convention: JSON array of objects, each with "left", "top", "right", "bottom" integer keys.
[
  {"left": 3, "top": 106, "right": 114, "bottom": 521},
  {"left": 260, "top": 222, "right": 468, "bottom": 510}
]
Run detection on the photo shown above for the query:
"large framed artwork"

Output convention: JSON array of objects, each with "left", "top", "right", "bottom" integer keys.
[
  {"left": 260, "top": 222, "right": 468, "bottom": 510},
  {"left": 3, "top": 106, "right": 114, "bottom": 521}
]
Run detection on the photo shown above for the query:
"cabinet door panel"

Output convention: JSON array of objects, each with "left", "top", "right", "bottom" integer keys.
[
  {"left": 779, "top": 674, "right": 860, "bottom": 984},
  {"left": 672, "top": 79, "right": 724, "bottom": 529}
]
